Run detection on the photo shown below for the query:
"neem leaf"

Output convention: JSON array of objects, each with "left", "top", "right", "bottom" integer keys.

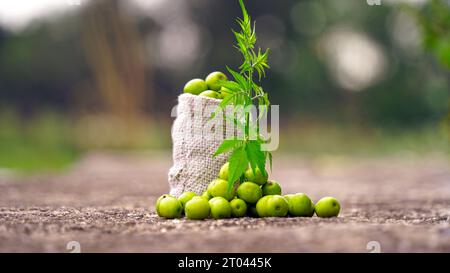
[
  {"left": 238, "top": 0, "right": 250, "bottom": 25},
  {"left": 219, "top": 92, "right": 235, "bottom": 109},
  {"left": 245, "top": 140, "right": 266, "bottom": 177},
  {"left": 213, "top": 139, "right": 242, "bottom": 157},
  {"left": 245, "top": 141, "right": 259, "bottom": 175},
  {"left": 267, "top": 151, "right": 273, "bottom": 172},
  {"left": 226, "top": 66, "right": 250, "bottom": 92},
  {"left": 211, "top": 91, "right": 236, "bottom": 121},
  {"left": 220, "top": 81, "right": 241, "bottom": 93},
  {"left": 227, "top": 146, "right": 248, "bottom": 189}
]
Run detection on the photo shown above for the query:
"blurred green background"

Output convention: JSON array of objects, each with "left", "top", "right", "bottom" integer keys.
[{"left": 0, "top": 0, "right": 448, "bottom": 172}]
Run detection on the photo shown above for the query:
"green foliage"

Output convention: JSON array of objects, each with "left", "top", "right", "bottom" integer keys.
[
  {"left": 213, "top": 0, "right": 272, "bottom": 188},
  {"left": 213, "top": 139, "right": 244, "bottom": 156},
  {"left": 405, "top": 0, "right": 450, "bottom": 69},
  {"left": 227, "top": 146, "right": 248, "bottom": 188},
  {"left": 404, "top": 0, "right": 450, "bottom": 140},
  {"left": 245, "top": 140, "right": 266, "bottom": 177},
  {"left": 0, "top": 110, "right": 79, "bottom": 172}
]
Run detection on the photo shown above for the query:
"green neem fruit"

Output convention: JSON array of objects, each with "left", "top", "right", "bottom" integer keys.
[
  {"left": 288, "top": 193, "right": 314, "bottom": 217},
  {"left": 185, "top": 196, "right": 211, "bottom": 220},
  {"left": 220, "top": 86, "right": 233, "bottom": 99},
  {"left": 262, "top": 180, "right": 282, "bottom": 196},
  {"left": 230, "top": 198, "right": 247, "bottom": 217},
  {"left": 156, "top": 194, "right": 174, "bottom": 215},
  {"left": 219, "top": 162, "right": 229, "bottom": 181},
  {"left": 237, "top": 182, "right": 262, "bottom": 204},
  {"left": 201, "top": 191, "right": 212, "bottom": 200},
  {"left": 207, "top": 178, "right": 236, "bottom": 201},
  {"left": 315, "top": 197, "right": 340, "bottom": 218},
  {"left": 266, "top": 195, "right": 289, "bottom": 217},
  {"left": 284, "top": 194, "right": 295, "bottom": 203},
  {"left": 178, "top": 192, "right": 197, "bottom": 209},
  {"left": 205, "top": 71, "right": 227, "bottom": 91},
  {"left": 157, "top": 196, "right": 183, "bottom": 219},
  {"left": 244, "top": 167, "right": 268, "bottom": 186},
  {"left": 209, "top": 197, "right": 232, "bottom": 219},
  {"left": 183, "top": 79, "right": 208, "bottom": 95},
  {"left": 199, "top": 90, "right": 221, "bottom": 99},
  {"left": 256, "top": 195, "right": 272, "bottom": 217}
]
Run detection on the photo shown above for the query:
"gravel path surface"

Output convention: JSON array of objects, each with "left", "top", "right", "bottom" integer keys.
[{"left": 0, "top": 152, "right": 449, "bottom": 252}]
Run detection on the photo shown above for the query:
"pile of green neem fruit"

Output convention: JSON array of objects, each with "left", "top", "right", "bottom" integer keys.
[
  {"left": 156, "top": 162, "right": 341, "bottom": 220},
  {"left": 183, "top": 71, "right": 232, "bottom": 99}
]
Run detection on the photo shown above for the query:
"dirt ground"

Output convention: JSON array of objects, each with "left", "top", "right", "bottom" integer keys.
[{"left": 0, "top": 152, "right": 449, "bottom": 252}]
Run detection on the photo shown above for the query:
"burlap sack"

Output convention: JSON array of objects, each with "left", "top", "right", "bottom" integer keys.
[{"left": 168, "top": 93, "right": 230, "bottom": 197}]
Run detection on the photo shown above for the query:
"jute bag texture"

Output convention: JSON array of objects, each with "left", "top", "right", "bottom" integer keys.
[{"left": 168, "top": 93, "right": 231, "bottom": 197}]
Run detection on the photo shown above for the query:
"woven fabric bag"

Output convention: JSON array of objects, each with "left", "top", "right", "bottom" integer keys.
[{"left": 168, "top": 93, "right": 230, "bottom": 197}]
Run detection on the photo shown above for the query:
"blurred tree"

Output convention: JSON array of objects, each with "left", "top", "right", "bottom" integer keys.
[
  {"left": 0, "top": 0, "right": 449, "bottom": 170},
  {"left": 82, "top": 0, "right": 147, "bottom": 120},
  {"left": 409, "top": 0, "right": 450, "bottom": 69},
  {"left": 77, "top": 0, "right": 153, "bottom": 148},
  {"left": 0, "top": 0, "right": 448, "bottom": 137},
  {"left": 404, "top": 0, "right": 450, "bottom": 139}
]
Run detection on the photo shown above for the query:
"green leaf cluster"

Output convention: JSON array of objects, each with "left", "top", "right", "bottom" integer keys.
[
  {"left": 212, "top": 0, "right": 272, "bottom": 189},
  {"left": 404, "top": 0, "right": 450, "bottom": 69}
]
